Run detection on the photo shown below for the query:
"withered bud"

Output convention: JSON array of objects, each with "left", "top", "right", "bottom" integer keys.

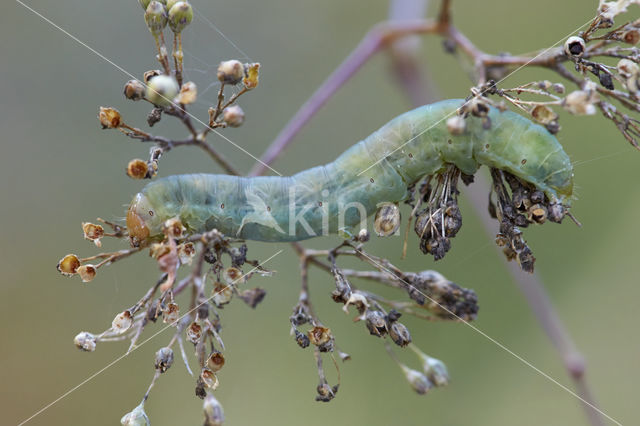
[
  {"left": 294, "top": 329, "right": 310, "bottom": 348},
  {"left": 112, "top": 310, "right": 133, "bottom": 334},
  {"left": 552, "top": 83, "right": 565, "bottom": 94},
  {"left": 424, "top": 356, "right": 449, "bottom": 387},
  {"left": 356, "top": 228, "right": 370, "bottom": 242},
  {"left": 623, "top": 29, "right": 640, "bottom": 45},
  {"left": 206, "top": 351, "right": 225, "bottom": 372},
  {"left": 200, "top": 367, "right": 219, "bottom": 390},
  {"left": 168, "top": 1, "right": 193, "bottom": 33},
  {"left": 187, "top": 321, "right": 202, "bottom": 343},
  {"left": 126, "top": 159, "right": 149, "bottom": 180},
  {"left": 98, "top": 107, "right": 121, "bottom": 129},
  {"left": 530, "top": 105, "right": 558, "bottom": 125},
  {"left": 177, "top": 242, "right": 196, "bottom": 265},
  {"left": 163, "top": 302, "right": 180, "bottom": 324},
  {"left": 388, "top": 322, "right": 412, "bottom": 347},
  {"left": 203, "top": 394, "right": 224, "bottom": 426},
  {"left": 74, "top": 331, "right": 97, "bottom": 352},
  {"left": 564, "top": 36, "right": 585, "bottom": 58},
  {"left": 400, "top": 364, "right": 432, "bottom": 395},
  {"left": 222, "top": 105, "right": 245, "bottom": 127},
  {"left": 374, "top": 203, "right": 401, "bottom": 237},
  {"left": 212, "top": 282, "right": 233, "bottom": 307},
  {"left": 146, "top": 74, "right": 179, "bottom": 107},
  {"left": 176, "top": 81, "right": 197, "bottom": 104},
  {"left": 82, "top": 222, "right": 104, "bottom": 247},
  {"left": 123, "top": 79, "right": 146, "bottom": 101},
  {"left": 144, "top": 1, "right": 168, "bottom": 36},
  {"left": 563, "top": 90, "right": 597, "bottom": 115},
  {"left": 163, "top": 216, "right": 186, "bottom": 238},
  {"left": 120, "top": 403, "right": 150, "bottom": 426},
  {"left": 469, "top": 98, "right": 489, "bottom": 117},
  {"left": 529, "top": 204, "right": 548, "bottom": 223},
  {"left": 57, "top": 254, "right": 81, "bottom": 276},
  {"left": 243, "top": 63, "right": 260, "bottom": 89},
  {"left": 238, "top": 287, "right": 266, "bottom": 308},
  {"left": 365, "top": 310, "right": 387, "bottom": 337},
  {"left": 143, "top": 69, "right": 162, "bottom": 84},
  {"left": 618, "top": 58, "right": 639, "bottom": 78},
  {"left": 222, "top": 267, "right": 244, "bottom": 285},
  {"left": 154, "top": 347, "right": 174, "bottom": 372},
  {"left": 538, "top": 80, "right": 552, "bottom": 91},
  {"left": 446, "top": 115, "right": 466, "bottom": 135},
  {"left": 217, "top": 60, "right": 244, "bottom": 85},
  {"left": 308, "top": 325, "right": 332, "bottom": 346},
  {"left": 77, "top": 264, "right": 97, "bottom": 282}
]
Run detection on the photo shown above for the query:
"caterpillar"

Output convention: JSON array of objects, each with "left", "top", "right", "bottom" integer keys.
[{"left": 126, "top": 99, "right": 573, "bottom": 246}]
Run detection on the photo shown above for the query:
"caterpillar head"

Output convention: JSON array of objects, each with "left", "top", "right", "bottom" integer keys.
[{"left": 127, "top": 193, "right": 163, "bottom": 246}]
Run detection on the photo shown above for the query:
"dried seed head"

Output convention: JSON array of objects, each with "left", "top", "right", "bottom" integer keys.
[
  {"left": 563, "top": 90, "right": 597, "bottom": 115},
  {"left": 112, "top": 310, "right": 133, "bottom": 334},
  {"left": 222, "top": 267, "right": 244, "bottom": 285},
  {"left": 74, "top": 331, "right": 97, "bottom": 352},
  {"left": 388, "top": 322, "right": 412, "bottom": 347},
  {"left": 187, "top": 321, "right": 202, "bottom": 343},
  {"left": 57, "top": 254, "right": 81, "bottom": 276},
  {"left": 175, "top": 81, "right": 197, "bottom": 104},
  {"left": 243, "top": 63, "right": 260, "bottom": 89},
  {"left": 77, "top": 264, "right": 97, "bottom": 282},
  {"left": 365, "top": 310, "right": 387, "bottom": 337},
  {"left": 98, "top": 107, "right": 121, "bottom": 129},
  {"left": 400, "top": 364, "right": 432, "bottom": 395},
  {"left": 222, "top": 105, "right": 245, "bottom": 127},
  {"left": 529, "top": 204, "right": 548, "bottom": 223},
  {"left": 200, "top": 367, "right": 219, "bottom": 390},
  {"left": 212, "top": 282, "right": 233, "bottom": 307},
  {"left": 143, "top": 69, "right": 162, "bottom": 84},
  {"left": 238, "top": 287, "right": 266, "bottom": 308},
  {"left": 123, "top": 79, "right": 146, "bottom": 101},
  {"left": 294, "top": 329, "right": 310, "bottom": 348},
  {"left": 308, "top": 326, "right": 332, "bottom": 346},
  {"left": 530, "top": 105, "right": 558, "bottom": 125},
  {"left": 163, "top": 302, "right": 180, "bottom": 324},
  {"left": 154, "top": 347, "right": 174, "bottom": 372},
  {"left": 446, "top": 115, "right": 466, "bottom": 135},
  {"left": 623, "top": 29, "right": 640, "bottom": 45},
  {"left": 144, "top": 1, "right": 168, "bottom": 36},
  {"left": 206, "top": 351, "right": 225, "bottom": 372},
  {"left": 121, "top": 403, "right": 150, "bottom": 426},
  {"left": 203, "top": 394, "right": 224, "bottom": 426},
  {"left": 82, "top": 222, "right": 104, "bottom": 247},
  {"left": 126, "top": 159, "right": 149, "bottom": 180},
  {"left": 177, "top": 242, "right": 196, "bottom": 265},
  {"left": 374, "top": 203, "right": 401, "bottom": 236},
  {"left": 617, "top": 58, "right": 639, "bottom": 79},
  {"left": 217, "top": 60, "right": 244, "bottom": 85},
  {"left": 167, "top": 1, "right": 193, "bottom": 33},
  {"left": 146, "top": 74, "right": 179, "bottom": 106},
  {"left": 163, "top": 217, "right": 186, "bottom": 239},
  {"left": 564, "top": 36, "right": 585, "bottom": 58}
]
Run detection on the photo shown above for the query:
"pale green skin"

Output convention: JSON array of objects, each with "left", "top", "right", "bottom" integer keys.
[{"left": 130, "top": 99, "right": 573, "bottom": 242}]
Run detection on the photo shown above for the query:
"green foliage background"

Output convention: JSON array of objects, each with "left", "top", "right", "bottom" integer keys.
[{"left": 1, "top": 0, "right": 637, "bottom": 425}]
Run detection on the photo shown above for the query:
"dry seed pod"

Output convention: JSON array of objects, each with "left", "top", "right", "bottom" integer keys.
[
  {"left": 222, "top": 105, "right": 245, "bottom": 127},
  {"left": 143, "top": 69, "right": 161, "bottom": 84},
  {"left": 564, "top": 36, "right": 585, "bottom": 57},
  {"left": 146, "top": 75, "right": 179, "bottom": 106},
  {"left": 163, "top": 302, "right": 180, "bottom": 324},
  {"left": 206, "top": 351, "right": 225, "bottom": 372},
  {"left": 217, "top": 60, "right": 244, "bottom": 85},
  {"left": 212, "top": 282, "right": 233, "bottom": 307},
  {"left": 57, "top": 254, "right": 81, "bottom": 276},
  {"left": 77, "top": 264, "right": 97, "bottom": 282},
  {"left": 203, "top": 394, "right": 224, "bottom": 426},
  {"left": 126, "top": 159, "right": 149, "bottom": 180},
  {"left": 112, "top": 310, "right": 133, "bottom": 334},
  {"left": 389, "top": 322, "right": 412, "bottom": 347},
  {"left": 176, "top": 81, "right": 197, "bottom": 104},
  {"left": 123, "top": 79, "right": 146, "bottom": 101},
  {"left": 374, "top": 203, "right": 401, "bottom": 237},
  {"left": 154, "top": 347, "right": 174, "bottom": 372},
  {"left": 98, "top": 107, "right": 121, "bottom": 129},
  {"left": 187, "top": 321, "right": 202, "bottom": 343},
  {"left": 82, "top": 222, "right": 104, "bottom": 247},
  {"left": 400, "top": 364, "right": 432, "bottom": 395},
  {"left": 200, "top": 368, "right": 219, "bottom": 390}
]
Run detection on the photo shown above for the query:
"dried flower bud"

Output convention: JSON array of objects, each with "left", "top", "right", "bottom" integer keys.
[
  {"left": 77, "top": 264, "right": 97, "bottom": 282},
  {"left": 308, "top": 326, "right": 332, "bottom": 346},
  {"left": 222, "top": 267, "right": 244, "bottom": 285},
  {"left": 57, "top": 254, "right": 81, "bottom": 276},
  {"left": 187, "top": 321, "right": 202, "bottom": 343},
  {"left": 365, "top": 310, "right": 387, "bottom": 337},
  {"left": 154, "top": 347, "right": 174, "bottom": 372},
  {"left": 143, "top": 69, "right": 162, "bottom": 84},
  {"left": 163, "top": 302, "right": 180, "bottom": 324},
  {"left": 98, "top": 107, "right": 121, "bottom": 129},
  {"left": 206, "top": 351, "right": 225, "bottom": 372},
  {"left": 164, "top": 217, "right": 186, "bottom": 238},
  {"left": 400, "top": 364, "right": 432, "bottom": 395},
  {"left": 374, "top": 203, "right": 401, "bottom": 237},
  {"left": 564, "top": 36, "right": 585, "bottom": 58},
  {"left": 618, "top": 58, "right": 639, "bottom": 78},
  {"left": 563, "top": 90, "right": 597, "bottom": 115},
  {"left": 144, "top": 1, "right": 168, "bottom": 36},
  {"left": 294, "top": 329, "right": 310, "bottom": 348},
  {"left": 168, "top": 1, "right": 193, "bottom": 33},
  {"left": 238, "top": 287, "right": 266, "bottom": 308},
  {"left": 112, "top": 310, "right": 133, "bottom": 334},
  {"left": 623, "top": 29, "right": 640, "bottom": 45},
  {"left": 212, "top": 282, "right": 233, "bottom": 307},
  {"left": 175, "top": 81, "right": 197, "bottom": 104},
  {"left": 243, "top": 62, "right": 260, "bottom": 89},
  {"left": 388, "top": 322, "right": 412, "bottom": 347},
  {"left": 217, "top": 60, "right": 244, "bottom": 85},
  {"left": 222, "top": 105, "right": 245, "bottom": 127},
  {"left": 120, "top": 403, "right": 150, "bottom": 426},
  {"left": 82, "top": 222, "right": 104, "bottom": 247},
  {"left": 123, "top": 79, "right": 146, "bottom": 101},
  {"left": 203, "top": 394, "right": 224, "bottom": 426},
  {"left": 177, "top": 242, "right": 196, "bottom": 265},
  {"left": 74, "top": 331, "right": 97, "bottom": 352},
  {"left": 200, "top": 367, "right": 219, "bottom": 390},
  {"left": 530, "top": 105, "right": 558, "bottom": 125},
  {"left": 126, "top": 159, "right": 149, "bottom": 180},
  {"left": 146, "top": 74, "right": 179, "bottom": 106}
]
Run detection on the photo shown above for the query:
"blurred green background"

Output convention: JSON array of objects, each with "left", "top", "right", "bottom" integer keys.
[{"left": 2, "top": 0, "right": 638, "bottom": 425}]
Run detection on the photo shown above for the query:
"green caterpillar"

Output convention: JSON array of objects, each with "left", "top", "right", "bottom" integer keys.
[{"left": 126, "top": 99, "right": 573, "bottom": 245}]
